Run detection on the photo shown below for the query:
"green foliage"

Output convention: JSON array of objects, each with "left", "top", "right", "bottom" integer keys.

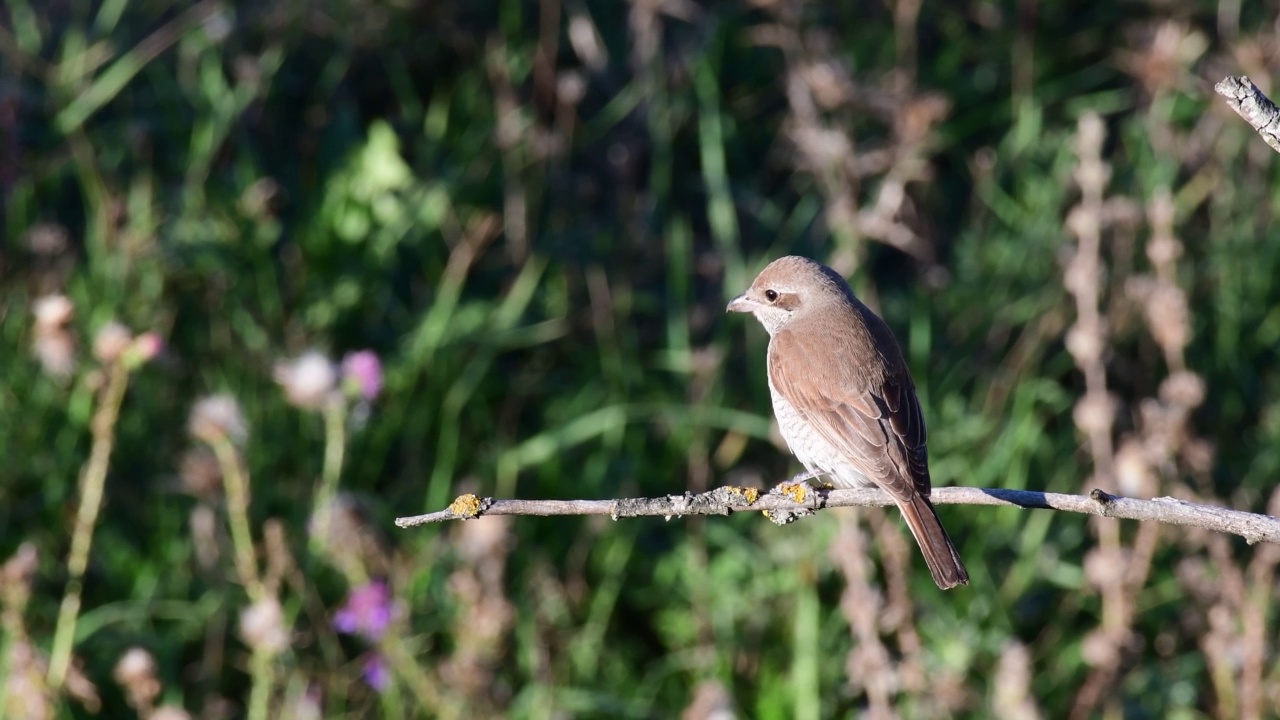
[{"left": 2, "top": 0, "right": 1279, "bottom": 717}]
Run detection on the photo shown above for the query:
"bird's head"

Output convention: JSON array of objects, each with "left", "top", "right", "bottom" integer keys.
[{"left": 726, "top": 256, "right": 852, "bottom": 336}]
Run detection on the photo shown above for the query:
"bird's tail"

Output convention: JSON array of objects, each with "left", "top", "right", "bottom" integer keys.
[{"left": 898, "top": 495, "right": 969, "bottom": 589}]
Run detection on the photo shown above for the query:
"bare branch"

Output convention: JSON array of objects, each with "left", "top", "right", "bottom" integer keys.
[
  {"left": 1215, "top": 76, "right": 1280, "bottom": 154},
  {"left": 394, "top": 485, "right": 1280, "bottom": 545}
]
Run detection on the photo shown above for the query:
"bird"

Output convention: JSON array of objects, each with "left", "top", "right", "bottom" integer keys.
[{"left": 726, "top": 255, "right": 968, "bottom": 589}]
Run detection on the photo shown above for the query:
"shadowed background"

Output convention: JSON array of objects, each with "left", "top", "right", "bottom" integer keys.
[{"left": 3, "top": 0, "right": 1280, "bottom": 717}]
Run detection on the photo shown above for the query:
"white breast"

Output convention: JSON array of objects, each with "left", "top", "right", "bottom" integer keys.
[{"left": 765, "top": 362, "right": 875, "bottom": 489}]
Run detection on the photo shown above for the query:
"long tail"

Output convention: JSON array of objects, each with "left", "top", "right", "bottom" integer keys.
[{"left": 897, "top": 494, "right": 969, "bottom": 589}]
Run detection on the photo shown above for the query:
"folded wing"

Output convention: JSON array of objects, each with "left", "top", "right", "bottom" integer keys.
[{"left": 768, "top": 326, "right": 931, "bottom": 502}]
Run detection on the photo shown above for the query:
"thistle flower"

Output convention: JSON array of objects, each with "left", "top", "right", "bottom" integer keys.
[
  {"left": 274, "top": 351, "right": 337, "bottom": 410},
  {"left": 124, "top": 332, "right": 164, "bottom": 368},
  {"left": 341, "top": 350, "right": 383, "bottom": 401},
  {"left": 33, "top": 331, "right": 76, "bottom": 379},
  {"left": 31, "top": 294, "right": 76, "bottom": 379},
  {"left": 113, "top": 647, "right": 160, "bottom": 712},
  {"left": 239, "top": 596, "right": 289, "bottom": 657},
  {"left": 92, "top": 322, "right": 133, "bottom": 364},
  {"left": 112, "top": 648, "right": 156, "bottom": 689},
  {"left": 362, "top": 653, "right": 390, "bottom": 692},
  {"left": 334, "top": 581, "right": 394, "bottom": 641},
  {"left": 32, "top": 294, "right": 74, "bottom": 330},
  {"left": 188, "top": 395, "right": 248, "bottom": 446}
]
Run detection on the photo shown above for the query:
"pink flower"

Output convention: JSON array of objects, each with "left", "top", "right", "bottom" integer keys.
[
  {"left": 334, "top": 581, "right": 393, "bottom": 641},
  {"left": 127, "top": 332, "right": 164, "bottom": 365},
  {"left": 342, "top": 351, "right": 383, "bottom": 401}
]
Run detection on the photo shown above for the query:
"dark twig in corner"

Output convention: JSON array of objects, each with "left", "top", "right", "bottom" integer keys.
[
  {"left": 1215, "top": 76, "right": 1280, "bottom": 154},
  {"left": 395, "top": 485, "right": 1280, "bottom": 545}
]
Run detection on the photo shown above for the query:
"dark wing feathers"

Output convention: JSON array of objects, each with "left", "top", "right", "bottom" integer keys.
[
  {"left": 769, "top": 326, "right": 931, "bottom": 502},
  {"left": 884, "top": 373, "right": 931, "bottom": 497}
]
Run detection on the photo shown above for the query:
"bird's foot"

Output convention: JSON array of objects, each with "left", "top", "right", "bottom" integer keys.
[{"left": 764, "top": 470, "right": 826, "bottom": 526}]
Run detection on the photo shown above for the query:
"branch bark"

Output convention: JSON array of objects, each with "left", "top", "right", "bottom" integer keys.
[
  {"left": 1215, "top": 75, "right": 1280, "bottom": 154},
  {"left": 395, "top": 485, "right": 1280, "bottom": 545}
]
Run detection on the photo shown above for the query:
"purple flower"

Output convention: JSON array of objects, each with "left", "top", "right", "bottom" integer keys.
[
  {"left": 362, "top": 653, "right": 390, "bottom": 692},
  {"left": 334, "top": 581, "right": 393, "bottom": 640},
  {"left": 342, "top": 351, "right": 383, "bottom": 401}
]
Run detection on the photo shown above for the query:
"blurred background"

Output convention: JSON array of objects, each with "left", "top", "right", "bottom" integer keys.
[{"left": 3, "top": 0, "right": 1280, "bottom": 717}]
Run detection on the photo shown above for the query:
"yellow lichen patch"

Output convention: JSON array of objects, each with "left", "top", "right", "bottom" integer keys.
[
  {"left": 448, "top": 493, "right": 485, "bottom": 519},
  {"left": 778, "top": 483, "right": 808, "bottom": 504},
  {"left": 725, "top": 486, "right": 760, "bottom": 505}
]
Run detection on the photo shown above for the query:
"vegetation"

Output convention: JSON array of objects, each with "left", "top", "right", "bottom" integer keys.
[{"left": 2, "top": 0, "right": 1279, "bottom": 717}]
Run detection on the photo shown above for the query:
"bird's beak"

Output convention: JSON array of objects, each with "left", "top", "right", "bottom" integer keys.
[{"left": 726, "top": 294, "right": 752, "bottom": 313}]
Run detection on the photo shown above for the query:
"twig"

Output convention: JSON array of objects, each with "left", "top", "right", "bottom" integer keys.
[
  {"left": 395, "top": 486, "right": 1280, "bottom": 545},
  {"left": 1215, "top": 76, "right": 1280, "bottom": 154}
]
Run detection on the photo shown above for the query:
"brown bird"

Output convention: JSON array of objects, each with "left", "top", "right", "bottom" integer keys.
[{"left": 727, "top": 256, "right": 968, "bottom": 589}]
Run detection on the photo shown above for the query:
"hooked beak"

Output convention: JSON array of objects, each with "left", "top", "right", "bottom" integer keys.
[{"left": 726, "top": 294, "right": 753, "bottom": 313}]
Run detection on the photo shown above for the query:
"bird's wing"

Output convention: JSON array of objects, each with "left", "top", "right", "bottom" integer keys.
[{"left": 768, "top": 326, "right": 931, "bottom": 502}]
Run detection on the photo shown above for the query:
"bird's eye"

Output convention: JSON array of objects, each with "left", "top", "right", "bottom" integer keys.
[{"left": 764, "top": 289, "right": 779, "bottom": 302}]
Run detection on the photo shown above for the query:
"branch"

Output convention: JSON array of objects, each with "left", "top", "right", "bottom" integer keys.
[
  {"left": 394, "top": 485, "right": 1280, "bottom": 545},
  {"left": 1215, "top": 75, "right": 1280, "bottom": 154}
]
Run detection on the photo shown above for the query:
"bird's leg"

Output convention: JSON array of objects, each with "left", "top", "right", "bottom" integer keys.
[
  {"left": 781, "top": 468, "right": 830, "bottom": 489},
  {"left": 791, "top": 468, "right": 822, "bottom": 483}
]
